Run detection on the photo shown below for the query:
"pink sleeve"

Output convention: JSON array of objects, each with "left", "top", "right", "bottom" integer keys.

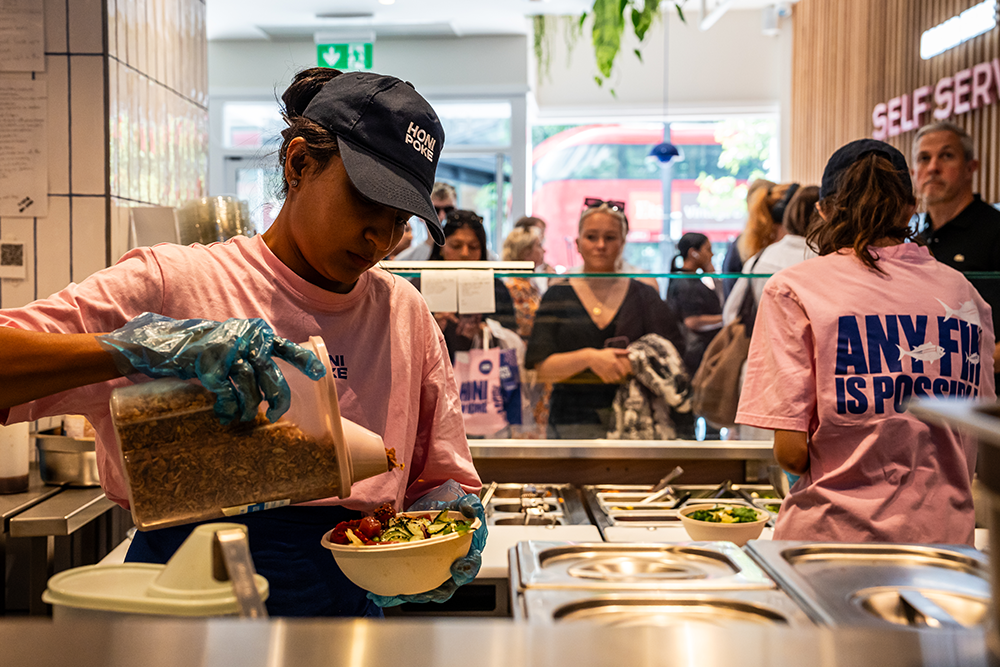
[
  {"left": 736, "top": 284, "right": 817, "bottom": 432},
  {"left": 403, "top": 330, "right": 482, "bottom": 507},
  {"left": 0, "top": 248, "right": 166, "bottom": 424}
]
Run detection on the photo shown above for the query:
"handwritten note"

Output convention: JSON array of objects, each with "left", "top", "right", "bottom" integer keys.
[
  {"left": 419, "top": 270, "right": 458, "bottom": 313},
  {"left": 0, "top": 1, "right": 44, "bottom": 72},
  {"left": 457, "top": 269, "right": 496, "bottom": 314},
  {"left": 0, "top": 74, "right": 47, "bottom": 217}
]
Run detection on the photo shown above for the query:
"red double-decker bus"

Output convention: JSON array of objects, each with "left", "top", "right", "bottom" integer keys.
[{"left": 531, "top": 123, "right": 759, "bottom": 270}]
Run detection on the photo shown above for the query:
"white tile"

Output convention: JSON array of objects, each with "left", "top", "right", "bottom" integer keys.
[
  {"left": 68, "top": 0, "right": 104, "bottom": 54},
  {"left": 45, "top": 56, "right": 70, "bottom": 195},
  {"left": 107, "top": 59, "right": 119, "bottom": 197},
  {"left": 35, "top": 196, "right": 71, "bottom": 299},
  {"left": 106, "top": 0, "right": 118, "bottom": 59},
  {"left": 0, "top": 217, "right": 37, "bottom": 309},
  {"left": 138, "top": 75, "right": 149, "bottom": 204},
  {"left": 69, "top": 55, "right": 107, "bottom": 196},
  {"left": 126, "top": 0, "right": 138, "bottom": 70},
  {"left": 135, "top": 0, "right": 147, "bottom": 76},
  {"left": 109, "top": 197, "right": 131, "bottom": 263},
  {"left": 70, "top": 195, "right": 108, "bottom": 282},
  {"left": 153, "top": 0, "right": 166, "bottom": 85},
  {"left": 44, "top": 0, "right": 67, "bottom": 53},
  {"left": 128, "top": 67, "right": 140, "bottom": 201},
  {"left": 116, "top": 0, "right": 128, "bottom": 66}
]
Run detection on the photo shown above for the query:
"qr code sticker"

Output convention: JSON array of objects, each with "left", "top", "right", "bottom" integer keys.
[{"left": 0, "top": 243, "right": 24, "bottom": 267}]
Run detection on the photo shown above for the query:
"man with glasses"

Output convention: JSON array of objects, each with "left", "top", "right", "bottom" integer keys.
[{"left": 394, "top": 182, "right": 458, "bottom": 261}]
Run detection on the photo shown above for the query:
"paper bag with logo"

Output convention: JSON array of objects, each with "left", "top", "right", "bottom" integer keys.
[{"left": 453, "top": 327, "right": 508, "bottom": 436}]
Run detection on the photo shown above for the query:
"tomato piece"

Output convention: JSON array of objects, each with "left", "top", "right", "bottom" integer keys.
[{"left": 358, "top": 516, "right": 382, "bottom": 539}]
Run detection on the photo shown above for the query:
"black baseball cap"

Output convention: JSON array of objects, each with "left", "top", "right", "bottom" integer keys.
[
  {"left": 303, "top": 72, "right": 446, "bottom": 245},
  {"left": 820, "top": 139, "right": 910, "bottom": 200}
]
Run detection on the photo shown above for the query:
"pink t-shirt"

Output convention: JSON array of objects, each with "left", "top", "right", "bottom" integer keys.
[
  {"left": 737, "top": 243, "right": 995, "bottom": 544},
  {"left": 0, "top": 236, "right": 480, "bottom": 512}
]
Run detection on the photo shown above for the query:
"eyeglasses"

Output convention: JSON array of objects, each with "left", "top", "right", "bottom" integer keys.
[
  {"left": 584, "top": 197, "right": 626, "bottom": 213},
  {"left": 434, "top": 205, "right": 456, "bottom": 217}
]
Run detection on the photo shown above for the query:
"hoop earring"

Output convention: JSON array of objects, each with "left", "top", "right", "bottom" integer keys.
[{"left": 290, "top": 179, "right": 299, "bottom": 188}]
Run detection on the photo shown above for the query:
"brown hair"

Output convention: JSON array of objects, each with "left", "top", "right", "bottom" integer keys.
[
  {"left": 807, "top": 154, "right": 917, "bottom": 273},
  {"left": 783, "top": 185, "right": 820, "bottom": 237},
  {"left": 277, "top": 67, "right": 343, "bottom": 197},
  {"left": 738, "top": 182, "right": 795, "bottom": 259}
]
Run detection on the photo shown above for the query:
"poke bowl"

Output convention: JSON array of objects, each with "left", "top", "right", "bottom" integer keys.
[
  {"left": 321, "top": 510, "right": 482, "bottom": 596},
  {"left": 678, "top": 503, "right": 769, "bottom": 546}
]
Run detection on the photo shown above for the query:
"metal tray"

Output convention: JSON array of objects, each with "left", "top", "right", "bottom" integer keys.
[
  {"left": 514, "top": 541, "right": 775, "bottom": 591},
  {"left": 746, "top": 541, "right": 990, "bottom": 629},
  {"left": 514, "top": 588, "right": 814, "bottom": 627}
]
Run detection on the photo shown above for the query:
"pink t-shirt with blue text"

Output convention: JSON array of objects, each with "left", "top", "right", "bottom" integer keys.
[
  {"left": 0, "top": 236, "right": 480, "bottom": 512},
  {"left": 737, "top": 243, "right": 995, "bottom": 544}
]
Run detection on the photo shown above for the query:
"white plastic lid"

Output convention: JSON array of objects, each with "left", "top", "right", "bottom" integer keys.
[{"left": 42, "top": 523, "right": 268, "bottom": 616}]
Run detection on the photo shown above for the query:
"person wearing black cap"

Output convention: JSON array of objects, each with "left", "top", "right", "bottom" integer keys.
[
  {"left": 736, "top": 138, "right": 995, "bottom": 544},
  {"left": 0, "top": 68, "right": 482, "bottom": 615}
]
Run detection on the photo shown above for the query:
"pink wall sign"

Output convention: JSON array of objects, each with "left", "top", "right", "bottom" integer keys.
[{"left": 872, "top": 57, "right": 1000, "bottom": 139}]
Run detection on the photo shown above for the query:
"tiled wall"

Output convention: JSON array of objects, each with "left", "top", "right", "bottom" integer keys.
[
  {"left": 0, "top": 0, "right": 207, "bottom": 310},
  {"left": 107, "top": 0, "right": 208, "bottom": 263}
]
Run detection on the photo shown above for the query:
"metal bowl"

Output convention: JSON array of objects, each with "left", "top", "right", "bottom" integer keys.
[{"left": 34, "top": 433, "right": 100, "bottom": 487}]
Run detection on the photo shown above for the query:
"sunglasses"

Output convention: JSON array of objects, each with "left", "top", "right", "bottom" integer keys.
[
  {"left": 583, "top": 197, "right": 629, "bottom": 231},
  {"left": 434, "top": 205, "right": 456, "bottom": 216},
  {"left": 584, "top": 197, "right": 626, "bottom": 213}
]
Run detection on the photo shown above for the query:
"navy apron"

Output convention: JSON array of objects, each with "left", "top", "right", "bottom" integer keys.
[{"left": 125, "top": 505, "right": 383, "bottom": 618}]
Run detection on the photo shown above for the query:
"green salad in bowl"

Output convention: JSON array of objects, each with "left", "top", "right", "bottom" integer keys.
[{"left": 678, "top": 503, "right": 769, "bottom": 546}]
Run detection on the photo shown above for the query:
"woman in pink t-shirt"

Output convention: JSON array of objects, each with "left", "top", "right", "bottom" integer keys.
[
  {"left": 737, "top": 139, "right": 995, "bottom": 544},
  {"left": 0, "top": 68, "right": 483, "bottom": 615}
]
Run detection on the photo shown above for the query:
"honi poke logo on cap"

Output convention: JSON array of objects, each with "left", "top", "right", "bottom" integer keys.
[{"left": 405, "top": 121, "right": 437, "bottom": 162}]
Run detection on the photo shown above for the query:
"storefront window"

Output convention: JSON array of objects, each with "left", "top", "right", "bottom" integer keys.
[{"left": 530, "top": 119, "right": 777, "bottom": 273}]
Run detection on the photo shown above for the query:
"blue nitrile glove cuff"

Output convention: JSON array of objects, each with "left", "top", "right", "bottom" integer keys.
[
  {"left": 367, "top": 488, "right": 488, "bottom": 608},
  {"left": 97, "top": 312, "right": 326, "bottom": 424}
]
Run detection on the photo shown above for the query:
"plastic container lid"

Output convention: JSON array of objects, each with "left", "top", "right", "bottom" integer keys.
[{"left": 42, "top": 523, "right": 268, "bottom": 616}]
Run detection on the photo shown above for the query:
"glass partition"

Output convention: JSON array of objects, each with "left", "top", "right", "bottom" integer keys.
[{"left": 384, "top": 266, "right": 1000, "bottom": 444}]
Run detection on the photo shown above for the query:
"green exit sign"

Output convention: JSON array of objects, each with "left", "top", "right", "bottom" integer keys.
[{"left": 317, "top": 43, "right": 373, "bottom": 71}]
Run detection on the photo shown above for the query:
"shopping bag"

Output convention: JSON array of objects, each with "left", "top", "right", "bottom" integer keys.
[{"left": 453, "top": 328, "right": 508, "bottom": 436}]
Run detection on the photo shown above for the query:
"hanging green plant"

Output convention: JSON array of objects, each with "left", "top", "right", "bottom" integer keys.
[{"left": 533, "top": 0, "right": 685, "bottom": 90}]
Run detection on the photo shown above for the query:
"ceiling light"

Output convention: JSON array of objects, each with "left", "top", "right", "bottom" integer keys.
[{"left": 379, "top": 0, "right": 395, "bottom": 4}]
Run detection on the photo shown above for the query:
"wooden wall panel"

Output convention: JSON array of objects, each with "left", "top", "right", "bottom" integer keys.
[{"left": 790, "top": 0, "right": 1000, "bottom": 205}]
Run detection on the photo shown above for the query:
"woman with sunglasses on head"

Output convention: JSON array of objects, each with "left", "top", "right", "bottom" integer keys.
[
  {"left": 0, "top": 68, "right": 482, "bottom": 615},
  {"left": 526, "top": 202, "right": 687, "bottom": 439},
  {"left": 737, "top": 139, "right": 995, "bottom": 544},
  {"left": 420, "top": 209, "right": 517, "bottom": 360}
]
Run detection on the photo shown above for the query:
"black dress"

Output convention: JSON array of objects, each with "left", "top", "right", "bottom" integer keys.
[
  {"left": 666, "top": 270, "right": 723, "bottom": 376},
  {"left": 525, "top": 280, "right": 686, "bottom": 438}
]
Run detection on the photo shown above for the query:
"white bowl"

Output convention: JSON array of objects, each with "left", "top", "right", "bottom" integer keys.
[
  {"left": 321, "top": 511, "right": 482, "bottom": 596},
  {"left": 678, "top": 503, "right": 769, "bottom": 546}
]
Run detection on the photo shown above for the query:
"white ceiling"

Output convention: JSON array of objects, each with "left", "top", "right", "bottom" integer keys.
[{"left": 206, "top": 0, "right": 784, "bottom": 41}]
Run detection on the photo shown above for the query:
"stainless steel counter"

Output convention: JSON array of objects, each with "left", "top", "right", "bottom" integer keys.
[
  {"left": 469, "top": 439, "right": 775, "bottom": 460},
  {"left": 0, "top": 618, "right": 989, "bottom": 667}
]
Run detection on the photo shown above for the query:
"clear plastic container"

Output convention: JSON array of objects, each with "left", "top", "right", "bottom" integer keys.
[{"left": 110, "top": 336, "right": 389, "bottom": 530}]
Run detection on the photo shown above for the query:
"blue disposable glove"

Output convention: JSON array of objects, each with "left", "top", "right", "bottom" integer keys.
[
  {"left": 97, "top": 312, "right": 326, "bottom": 424},
  {"left": 367, "top": 485, "right": 488, "bottom": 608}
]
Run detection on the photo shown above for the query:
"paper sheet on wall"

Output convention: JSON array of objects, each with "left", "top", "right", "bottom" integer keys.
[
  {"left": 0, "top": 1, "right": 44, "bottom": 72},
  {"left": 458, "top": 269, "right": 496, "bottom": 314},
  {"left": 419, "top": 270, "right": 458, "bottom": 313},
  {"left": 0, "top": 74, "right": 47, "bottom": 217}
]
